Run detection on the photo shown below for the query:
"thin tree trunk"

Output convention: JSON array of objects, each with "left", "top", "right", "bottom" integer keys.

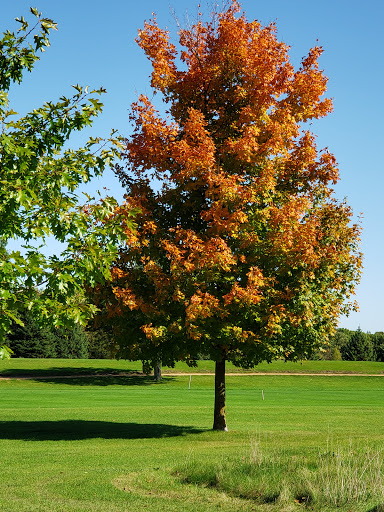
[
  {"left": 213, "top": 355, "right": 228, "bottom": 431},
  {"left": 154, "top": 360, "right": 162, "bottom": 381}
]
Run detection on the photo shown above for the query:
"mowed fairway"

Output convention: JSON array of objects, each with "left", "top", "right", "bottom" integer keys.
[{"left": 1, "top": 360, "right": 384, "bottom": 511}]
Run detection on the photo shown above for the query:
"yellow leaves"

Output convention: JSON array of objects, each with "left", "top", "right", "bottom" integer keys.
[
  {"left": 186, "top": 290, "right": 221, "bottom": 322},
  {"left": 172, "top": 288, "right": 185, "bottom": 302},
  {"left": 264, "top": 304, "right": 287, "bottom": 337},
  {"left": 226, "top": 325, "right": 259, "bottom": 343},
  {"left": 141, "top": 323, "right": 166, "bottom": 342},
  {"left": 142, "top": 220, "right": 157, "bottom": 235}
]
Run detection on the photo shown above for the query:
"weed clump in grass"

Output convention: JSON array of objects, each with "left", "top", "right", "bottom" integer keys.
[{"left": 175, "top": 439, "right": 384, "bottom": 510}]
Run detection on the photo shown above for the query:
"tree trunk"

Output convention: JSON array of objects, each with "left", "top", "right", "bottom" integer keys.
[
  {"left": 213, "top": 355, "right": 228, "bottom": 431},
  {"left": 154, "top": 360, "right": 162, "bottom": 381}
]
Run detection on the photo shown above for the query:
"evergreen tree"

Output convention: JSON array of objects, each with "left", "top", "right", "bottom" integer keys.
[
  {"left": 372, "top": 332, "right": 384, "bottom": 362},
  {"left": 53, "top": 325, "right": 89, "bottom": 359},
  {"left": 341, "top": 327, "right": 374, "bottom": 361},
  {"left": 6, "top": 310, "right": 57, "bottom": 358},
  {"left": 6, "top": 308, "right": 91, "bottom": 358}
]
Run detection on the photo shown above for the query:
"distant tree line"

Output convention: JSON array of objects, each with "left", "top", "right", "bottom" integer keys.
[
  {"left": 319, "top": 328, "right": 384, "bottom": 362},
  {"left": 5, "top": 309, "right": 114, "bottom": 359},
  {"left": 4, "top": 311, "right": 384, "bottom": 363}
]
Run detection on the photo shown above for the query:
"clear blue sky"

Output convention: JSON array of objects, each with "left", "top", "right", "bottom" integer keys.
[{"left": 2, "top": 1, "right": 383, "bottom": 332}]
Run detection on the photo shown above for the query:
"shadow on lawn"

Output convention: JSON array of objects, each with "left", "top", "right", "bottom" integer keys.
[
  {"left": 0, "top": 420, "right": 205, "bottom": 441},
  {"left": 0, "top": 368, "right": 174, "bottom": 386}
]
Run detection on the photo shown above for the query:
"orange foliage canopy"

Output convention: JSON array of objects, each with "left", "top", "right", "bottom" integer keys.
[{"left": 99, "top": 1, "right": 361, "bottom": 368}]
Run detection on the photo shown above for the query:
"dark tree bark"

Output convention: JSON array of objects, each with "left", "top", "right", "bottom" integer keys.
[
  {"left": 154, "top": 360, "right": 162, "bottom": 381},
  {"left": 213, "top": 355, "right": 228, "bottom": 431}
]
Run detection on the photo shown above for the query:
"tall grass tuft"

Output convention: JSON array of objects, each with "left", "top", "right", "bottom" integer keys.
[
  {"left": 310, "top": 443, "right": 384, "bottom": 506},
  {"left": 176, "top": 439, "right": 384, "bottom": 510}
]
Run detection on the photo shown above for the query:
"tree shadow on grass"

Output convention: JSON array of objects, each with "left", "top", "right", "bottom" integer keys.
[
  {"left": 0, "top": 420, "right": 205, "bottom": 441},
  {"left": 0, "top": 368, "right": 174, "bottom": 386}
]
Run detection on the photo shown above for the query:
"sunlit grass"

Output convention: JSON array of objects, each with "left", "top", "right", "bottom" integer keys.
[
  {"left": 1, "top": 359, "right": 384, "bottom": 511},
  {"left": 1, "top": 358, "right": 384, "bottom": 377},
  {"left": 177, "top": 438, "right": 384, "bottom": 510}
]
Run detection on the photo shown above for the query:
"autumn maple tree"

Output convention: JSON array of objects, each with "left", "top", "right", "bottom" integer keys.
[{"left": 99, "top": 1, "right": 362, "bottom": 430}]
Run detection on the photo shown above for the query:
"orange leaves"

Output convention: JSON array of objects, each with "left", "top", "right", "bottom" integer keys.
[
  {"left": 286, "top": 46, "right": 333, "bottom": 122},
  {"left": 136, "top": 18, "right": 177, "bottom": 92},
  {"left": 112, "top": 286, "right": 140, "bottom": 311},
  {"left": 126, "top": 99, "right": 217, "bottom": 185},
  {"left": 141, "top": 323, "right": 167, "bottom": 342},
  {"left": 268, "top": 196, "right": 322, "bottom": 266},
  {"left": 276, "top": 132, "right": 339, "bottom": 202},
  {"left": 201, "top": 205, "right": 248, "bottom": 235},
  {"left": 163, "top": 229, "right": 237, "bottom": 274},
  {"left": 223, "top": 266, "right": 265, "bottom": 307},
  {"left": 225, "top": 125, "right": 261, "bottom": 163},
  {"left": 171, "top": 108, "right": 216, "bottom": 180},
  {"left": 110, "top": 267, "right": 127, "bottom": 280},
  {"left": 142, "top": 258, "right": 171, "bottom": 297},
  {"left": 185, "top": 290, "right": 223, "bottom": 340},
  {"left": 186, "top": 290, "right": 220, "bottom": 322},
  {"left": 125, "top": 95, "right": 178, "bottom": 177}
]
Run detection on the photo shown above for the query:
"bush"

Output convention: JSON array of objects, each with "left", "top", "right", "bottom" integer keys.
[{"left": 323, "top": 346, "right": 343, "bottom": 361}]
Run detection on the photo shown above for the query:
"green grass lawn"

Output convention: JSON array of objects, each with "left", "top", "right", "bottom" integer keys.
[
  {"left": 1, "top": 359, "right": 384, "bottom": 511},
  {"left": 1, "top": 357, "right": 384, "bottom": 376}
]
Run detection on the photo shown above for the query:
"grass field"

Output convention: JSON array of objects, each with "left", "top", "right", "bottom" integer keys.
[
  {"left": 1, "top": 357, "right": 384, "bottom": 376},
  {"left": 1, "top": 359, "right": 384, "bottom": 511}
]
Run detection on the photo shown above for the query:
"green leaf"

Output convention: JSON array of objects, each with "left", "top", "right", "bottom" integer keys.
[{"left": 0, "top": 345, "right": 14, "bottom": 360}]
